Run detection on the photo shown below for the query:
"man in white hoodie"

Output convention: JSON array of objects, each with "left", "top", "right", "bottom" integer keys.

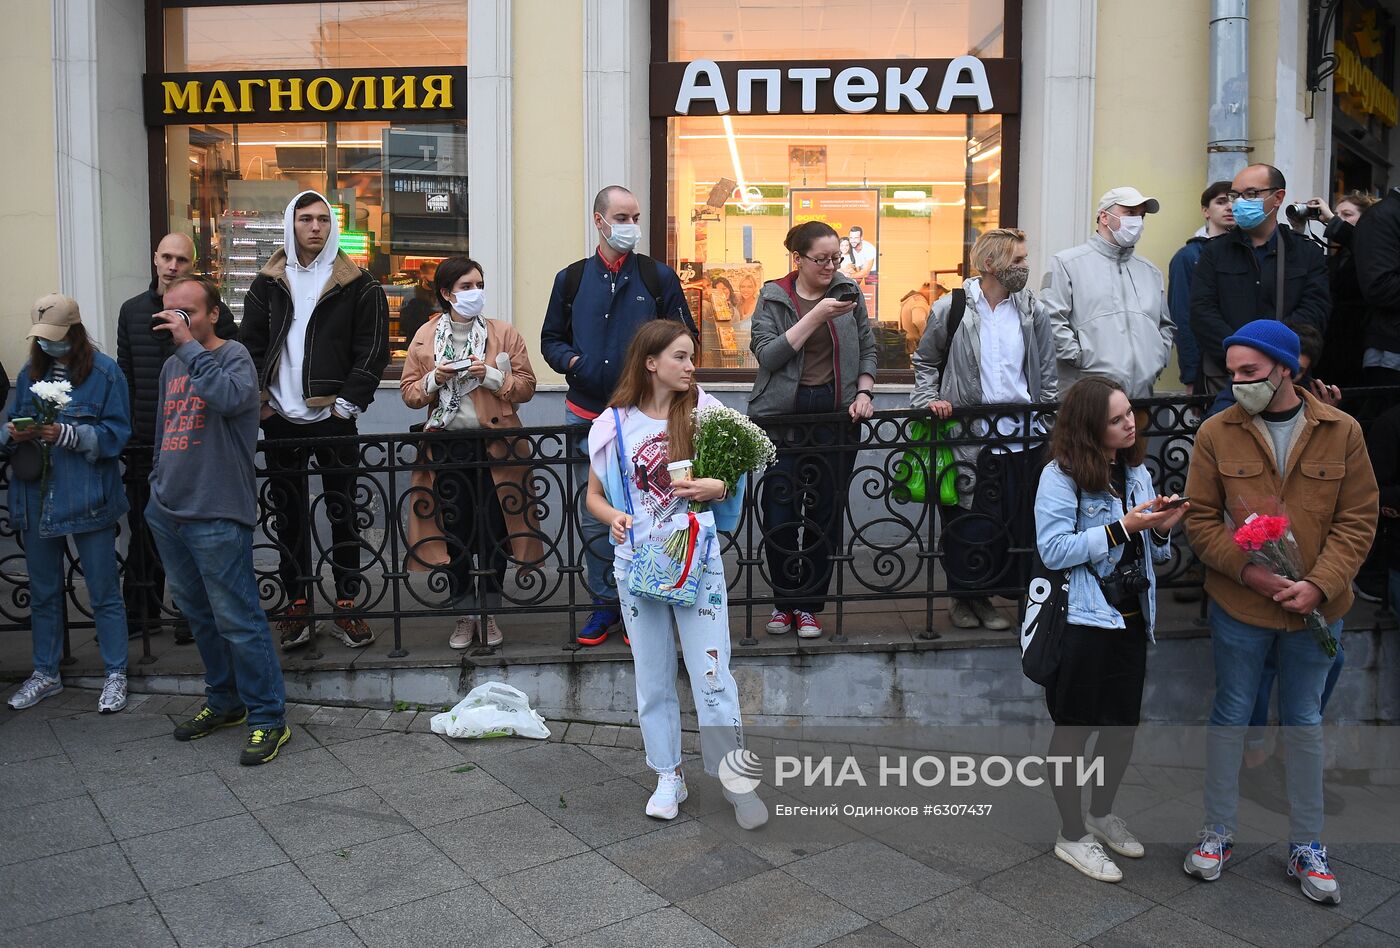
[
  {"left": 1042, "top": 187, "right": 1175, "bottom": 399},
  {"left": 239, "top": 190, "right": 390, "bottom": 651}
]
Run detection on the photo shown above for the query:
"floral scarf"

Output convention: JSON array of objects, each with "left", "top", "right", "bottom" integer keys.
[{"left": 426, "top": 314, "right": 488, "bottom": 430}]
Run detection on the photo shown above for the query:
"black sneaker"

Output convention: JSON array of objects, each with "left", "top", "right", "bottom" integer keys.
[
  {"left": 173, "top": 705, "right": 248, "bottom": 742},
  {"left": 240, "top": 725, "right": 292, "bottom": 766}
]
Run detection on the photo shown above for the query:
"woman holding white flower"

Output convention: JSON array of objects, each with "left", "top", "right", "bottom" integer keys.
[
  {"left": 2, "top": 294, "right": 132, "bottom": 712},
  {"left": 585, "top": 320, "right": 768, "bottom": 830}
]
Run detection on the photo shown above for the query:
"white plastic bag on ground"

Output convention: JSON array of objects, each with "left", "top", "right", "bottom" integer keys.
[{"left": 430, "top": 681, "right": 551, "bottom": 740}]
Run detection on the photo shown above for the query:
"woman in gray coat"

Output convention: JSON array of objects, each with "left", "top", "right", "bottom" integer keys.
[
  {"left": 910, "top": 228, "right": 1058, "bottom": 630},
  {"left": 748, "top": 221, "right": 878, "bottom": 640}
]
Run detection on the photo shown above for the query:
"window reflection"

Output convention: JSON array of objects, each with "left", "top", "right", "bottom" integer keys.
[
  {"left": 668, "top": 113, "right": 1002, "bottom": 370},
  {"left": 165, "top": 1, "right": 468, "bottom": 71}
]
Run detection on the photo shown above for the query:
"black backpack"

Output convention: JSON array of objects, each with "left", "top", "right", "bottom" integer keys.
[{"left": 560, "top": 254, "right": 665, "bottom": 323}]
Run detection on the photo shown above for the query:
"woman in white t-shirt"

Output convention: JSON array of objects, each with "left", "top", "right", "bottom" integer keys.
[{"left": 585, "top": 320, "right": 767, "bottom": 830}]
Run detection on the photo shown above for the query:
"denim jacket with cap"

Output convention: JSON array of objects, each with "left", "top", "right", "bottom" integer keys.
[{"left": 2, "top": 353, "right": 131, "bottom": 538}]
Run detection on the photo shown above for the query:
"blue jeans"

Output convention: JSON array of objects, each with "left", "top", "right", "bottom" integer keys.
[
  {"left": 24, "top": 523, "right": 126, "bottom": 678},
  {"left": 145, "top": 503, "right": 286, "bottom": 729},
  {"left": 1204, "top": 605, "right": 1338, "bottom": 841},
  {"left": 618, "top": 553, "right": 743, "bottom": 775},
  {"left": 567, "top": 405, "right": 616, "bottom": 605},
  {"left": 1246, "top": 641, "right": 1345, "bottom": 748},
  {"left": 1390, "top": 569, "right": 1400, "bottom": 617}
]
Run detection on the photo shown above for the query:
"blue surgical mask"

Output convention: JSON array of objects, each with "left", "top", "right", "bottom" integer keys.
[
  {"left": 37, "top": 338, "right": 71, "bottom": 357},
  {"left": 1231, "top": 197, "right": 1269, "bottom": 230}
]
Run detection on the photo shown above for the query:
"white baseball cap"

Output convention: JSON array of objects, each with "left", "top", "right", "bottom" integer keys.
[{"left": 1097, "top": 187, "right": 1161, "bottom": 215}]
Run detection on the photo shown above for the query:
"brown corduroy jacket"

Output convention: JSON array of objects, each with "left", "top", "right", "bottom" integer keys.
[{"left": 1184, "top": 388, "right": 1378, "bottom": 629}]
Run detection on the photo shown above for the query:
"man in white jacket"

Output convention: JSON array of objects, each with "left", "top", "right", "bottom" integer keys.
[{"left": 1042, "top": 187, "right": 1175, "bottom": 398}]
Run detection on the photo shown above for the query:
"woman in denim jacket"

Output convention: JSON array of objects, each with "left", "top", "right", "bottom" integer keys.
[
  {"left": 1034, "top": 376, "right": 1186, "bottom": 884},
  {"left": 3, "top": 296, "right": 132, "bottom": 713}
]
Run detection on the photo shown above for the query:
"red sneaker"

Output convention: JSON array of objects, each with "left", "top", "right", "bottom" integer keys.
[{"left": 794, "top": 611, "right": 823, "bottom": 639}]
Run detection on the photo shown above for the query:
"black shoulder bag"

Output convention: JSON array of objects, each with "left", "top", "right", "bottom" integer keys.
[{"left": 1019, "top": 481, "right": 1079, "bottom": 686}]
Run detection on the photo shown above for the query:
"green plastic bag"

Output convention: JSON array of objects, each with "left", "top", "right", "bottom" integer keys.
[{"left": 892, "top": 419, "right": 959, "bottom": 505}]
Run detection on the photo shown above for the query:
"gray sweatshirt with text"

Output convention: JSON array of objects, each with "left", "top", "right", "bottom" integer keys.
[{"left": 149, "top": 340, "right": 261, "bottom": 527}]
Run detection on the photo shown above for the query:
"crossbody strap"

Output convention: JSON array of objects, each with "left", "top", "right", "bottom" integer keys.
[{"left": 611, "top": 407, "right": 637, "bottom": 546}]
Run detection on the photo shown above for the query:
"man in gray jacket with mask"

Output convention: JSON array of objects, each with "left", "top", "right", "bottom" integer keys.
[
  {"left": 911, "top": 228, "right": 1058, "bottom": 630},
  {"left": 1043, "top": 187, "right": 1175, "bottom": 398}
]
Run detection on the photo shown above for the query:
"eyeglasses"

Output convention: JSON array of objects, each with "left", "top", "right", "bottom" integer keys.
[
  {"left": 1227, "top": 187, "right": 1281, "bottom": 201},
  {"left": 799, "top": 254, "right": 841, "bottom": 267}
]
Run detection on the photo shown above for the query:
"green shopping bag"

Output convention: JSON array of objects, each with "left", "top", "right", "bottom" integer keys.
[{"left": 892, "top": 419, "right": 959, "bottom": 505}]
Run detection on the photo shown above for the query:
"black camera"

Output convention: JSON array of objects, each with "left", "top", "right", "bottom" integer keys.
[
  {"left": 151, "top": 309, "right": 191, "bottom": 339},
  {"left": 1098, "top": 561, "right": 1150, "bottom": 608},
  {"left": 1285, "top": 203, "right": 1322, "bottom": 223}
]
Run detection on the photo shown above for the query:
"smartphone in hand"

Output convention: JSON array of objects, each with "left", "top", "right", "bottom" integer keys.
[
  {"left": 10, "top": 417, "right": 36, "bottom": 432},
  {"left": 1156, "top": 495, "right": 1189, "bottom": 511}
]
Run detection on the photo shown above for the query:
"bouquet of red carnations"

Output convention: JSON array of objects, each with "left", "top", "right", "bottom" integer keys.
[{"left": 1231, "top": 512, "right": 1338, "bottom": 657}]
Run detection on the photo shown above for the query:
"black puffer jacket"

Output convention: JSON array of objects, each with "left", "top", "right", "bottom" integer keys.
[{"left": 117, "top": 279, "right": 237, "bottom": 442}]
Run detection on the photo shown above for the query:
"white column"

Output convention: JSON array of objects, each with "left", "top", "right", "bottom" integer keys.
[
  {"left": 1018, "top": 0, "right": 1098, "bottom": 286},
  {"left": 468, "top": 0, "right": 515, "bottom": 321},
  {"left": 52, "top": 0, "right": 148, "bottom": 352},
  {"left": 52, "top": 0, "right": 108, "bottom": 350},
  {"left": 582, "top": 0, "right": 651, "bottom": 253}
]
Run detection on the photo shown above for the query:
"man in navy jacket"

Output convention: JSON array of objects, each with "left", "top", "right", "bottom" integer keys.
[{"left": 540, "top": 185, "right": 696, "bottom": 645}]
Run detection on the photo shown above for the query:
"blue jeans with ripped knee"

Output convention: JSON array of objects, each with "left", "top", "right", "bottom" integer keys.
[{"left": 617, "top": 551, "right": 744, "bottom": 776}]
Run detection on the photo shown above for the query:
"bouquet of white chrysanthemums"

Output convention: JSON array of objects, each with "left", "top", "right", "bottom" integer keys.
[
  {"left": 690, "top": 404, "right": 777, "bottom": 499},
  {"left": 662, "top": 404, "right": 776, "bottom": 562},
  {"left": 28, "top": 379, "right": 73, "bottom": 489}
]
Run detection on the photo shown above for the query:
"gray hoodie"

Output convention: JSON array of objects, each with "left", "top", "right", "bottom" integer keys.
[{"left": 1041, "top": 232, "right": 1175, "bottom": 398}]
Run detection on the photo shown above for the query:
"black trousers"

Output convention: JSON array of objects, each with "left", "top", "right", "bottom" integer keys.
[
  {"left": 122, "top": 451, "right": 169, "bottom": 630},
  {"left": 427, "top": 437, "right": 510, "bottom": 609},
  {"left": 262, "top": 413, "right": 363, "bottom": 603},
  {"left": 940, "top": 446, "right": 1040, "bottom": 597},
  {"left": 758, "top": 383, "right": 857, "bottom": 614}
]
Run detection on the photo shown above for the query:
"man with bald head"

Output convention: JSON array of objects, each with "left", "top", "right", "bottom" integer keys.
[{"left": 117, "top": 233, "right": 237, "bottom": 640}]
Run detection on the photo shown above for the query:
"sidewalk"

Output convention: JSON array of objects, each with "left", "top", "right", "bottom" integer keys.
[{"left": 3, "top": 690, "right": 1399, "bottom": 947}]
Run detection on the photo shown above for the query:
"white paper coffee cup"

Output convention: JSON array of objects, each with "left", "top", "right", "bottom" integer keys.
[{"left": 667, "top": 460, "right": 693, "bottom": 483}]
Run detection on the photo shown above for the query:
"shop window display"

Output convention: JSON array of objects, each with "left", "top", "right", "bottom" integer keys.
[
  {"left": 161, "top": 0, "right": 468, "bottom": 369},
  {"left": 667, "top": 112, "right": 1002, "bottom": 370}
]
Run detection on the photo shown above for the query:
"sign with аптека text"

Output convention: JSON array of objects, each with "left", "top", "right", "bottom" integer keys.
[{"left": 143, "top": 66, "right": 467, "bottom": 125}]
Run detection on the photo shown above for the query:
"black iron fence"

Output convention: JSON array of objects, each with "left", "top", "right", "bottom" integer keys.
[{"left": 3, "top": 389, "right": 1395, "bottom": 662}]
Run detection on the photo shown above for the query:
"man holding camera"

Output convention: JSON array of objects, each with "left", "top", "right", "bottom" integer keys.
[
  {"left": 1182, "top": 320, "right": 1376, "bottom": 904},
  {"left": 117, "top": 233, "right": 237, "bottom": 642},
  {"left": 1189, "top": 164, "right": 1330, "bottom": 397},
  {"left": 147, "top": 276, "right": 290, "bottom": 766}
]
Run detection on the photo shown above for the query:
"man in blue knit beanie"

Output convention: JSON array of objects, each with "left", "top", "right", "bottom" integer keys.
[{"left": 1180, "top": 318, "right": 1378, "bottom": 905}]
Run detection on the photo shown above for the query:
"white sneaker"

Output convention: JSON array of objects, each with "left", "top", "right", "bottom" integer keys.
[
  {"left": 98, "top": 673, "right": 128, "bottom": 714},
  {"left": 7, "top": 672, "right": 63, "bottom": 710},
  {"left": 1086, "top": 812, "right": 1144, "bottom": 858},
  {"left": 645, "top": 771, "right": 687, "bottom": 820},
  {"left": 724, "top": 787, "right": 769, "bottom": 830},
  {"left": 449, "top": 618, "right": 476, "bottom": 650},
  {"left": 1054, "top": 832, "right": 1123, "bottom": 882}
]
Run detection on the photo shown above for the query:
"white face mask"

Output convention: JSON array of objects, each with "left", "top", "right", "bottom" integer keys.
[
  {"left": 602, "top": 220, "right": 641, "bottom": 254},
  {"left": 452, "top": 288, "right": 485, "bottom": 319},
  {"left": 1108, "top": 213, "right": 1144, "bottom": 247},
  {"left": 1232, "top": 365, "right": 1282, "bottom": 415}
]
